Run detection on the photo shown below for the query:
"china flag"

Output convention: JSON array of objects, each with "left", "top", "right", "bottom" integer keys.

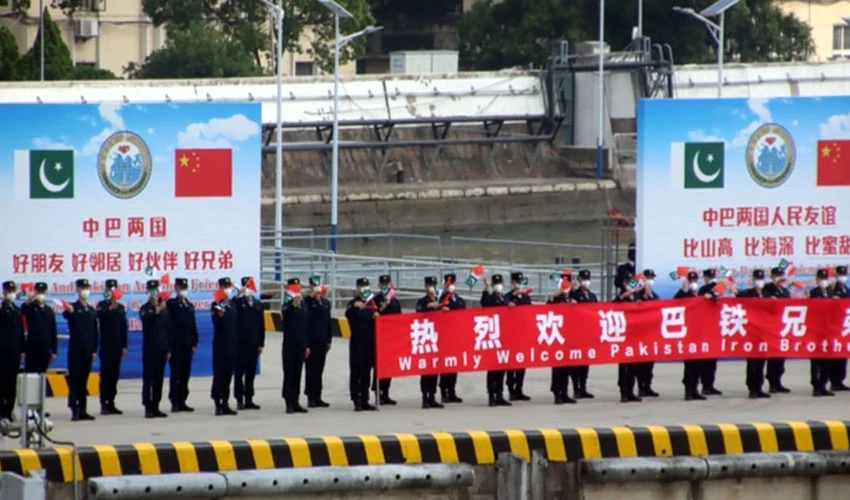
[
  {"left": 816, "top": 140, "right": 850, "bottom": 186},
  {"left": 174, "top": 148, "right": 233, "bottom": 197}
]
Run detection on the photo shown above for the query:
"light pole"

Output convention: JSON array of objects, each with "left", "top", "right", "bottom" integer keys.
[
  {"left": 673, "top": 0, "right": 741, "bottom": 98},
  {"left": 39, "top": 0, "right": 44, "bottom": 81},
  {"left": 317, "top": 0, "right": 381, "bottom": 254},
  {"left": 596, "top": 0, "right": 605, "bottom": 180}
]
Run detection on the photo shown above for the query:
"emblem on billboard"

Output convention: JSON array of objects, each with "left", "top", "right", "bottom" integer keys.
[
  {"left": 745, "top": 123, "right": 795, "bottom": 188},
  {"left": 97, "top": 131, "right": 152, "bottom": 199}
]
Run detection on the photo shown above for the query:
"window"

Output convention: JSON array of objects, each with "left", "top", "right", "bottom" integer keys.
[
  {"left": 294, "top": 61, "right": 314, "bottom": 76},
  {"left": 833, "top": 25, "right": 850, "bottom": 54}
]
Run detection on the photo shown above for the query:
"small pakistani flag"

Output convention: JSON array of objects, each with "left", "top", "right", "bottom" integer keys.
[
  {"left": 14, "top": 149, "right": 75, "bottom": 200},
  {"left": 309, "top": 275, "right": 322, "bottom": 287},
  {"left": 671, "top": 142, "right": 725, "bottom": 189},
  {"left": 144, "top": 266, "right": 154, "bottom": 276},
  {"left": 465, "top": 264, "right": 485, "bottom": 289},
  {"left": 549, "top": 273, "right": 561, "bottom": 283},
  {"left": 668, "top": 271, "right": 679, "bottom": 281}
]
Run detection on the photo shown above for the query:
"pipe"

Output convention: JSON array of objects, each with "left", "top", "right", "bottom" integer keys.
[
  {"left": 580, "top": 456, "right": 708, "bottom": 484},
  {"left": 261, "top": 134, "right": 560, "bottom": 153},
  {"left": 88, "top": 473, "right": 227, "bottom": 499}
]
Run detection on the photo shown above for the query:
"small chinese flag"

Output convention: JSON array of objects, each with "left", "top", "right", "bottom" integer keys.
[
  {"left": 174, "top": 148, "right": 233, "bottom": 197},
  {"left": 385, "top": 285, "right": 396, "bottom": 301},
  {"left": 715, "top": 281, "right": 727, "bottom": 295},
  {"left": 676, "top": 266, "right": 690, "bottom": 278},
  {"left": 20, "top": 282, "right": 34, "bottom": 294},
  {"left": 828, "top": 268, "right": 836, "bottom": 278},
  {"left": 110, "top": 289, "right": 124, "bottom": 301},
  {"left": 816, "top": 140, "right": 850, "bottom": 186},
  {"left": 213, "top": 289, "right": 228, "bottom": 303},
  {"left": 159, "top": 273, "right": 171, "bottom": 286},
  {"left": 524, "top": 287, "right": 534, "bottom": 295},
  {"left": 558, "top": 278, "right": 571, "bottom": 291},
  {"left": 246, "top": 278, "right": 258, "bottom": 292},
  {"left": 287, "top": 283, "right": 302, "bottom": 296},
  {"left": 157, "top": 291, "right": 171, "bottom": 301}
]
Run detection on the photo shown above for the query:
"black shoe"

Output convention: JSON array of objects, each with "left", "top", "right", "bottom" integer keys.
[
  {"left": 294, "top": 404, "right": 308, "bottom": 413},
  {"left": 702, "top": 387, "right": 723, "bottom": 396},
  {"left": 495, "top": 394, "right": 512, "bottom": 406},
  {"left": 639, "top": 388, "right": 660, "bottom": 398},
  {"left": 508, "top": 391, "right": 518, "bottom": 402},
  {"left": 109, "top": 405, "right": 124, "bottom": 415},
  {"left": 243, "top": 401, "right": 261, "bottom": 410},
  {"left": 362, "top": 402, "right": 378, "bottom": 411},
  {"left": 576, "top": 388, "right": 595, "bottom": 399},
  {"left": 830, "top": 384, "right": 850, "bottom": 392},
  {"left": 182, "top": 404, "right": 195, "bottom": 412},
  {"left": 353, "top": 402, "right": 363, "bottom": 412},
  {"left": 152, "top": 408, "right": 167, "bottom": 418},
  {"left": 488, "top": 393, "right": 497, "bottom": 407},
  {"left": 814, "top": 388, "right": 835, "bottom": 397},
  {"left": 748, "top": 390, "right": 771, "bottom": 399},
  {"left": 513, "top": 392, "right": 531, "bottom": 401},
  {"left": 685, "top": 391, "right": 707, "bottom": 401},
  {"left": 78, "top": 412, "right": 96, "bottom": 421},
  {"left": 285, "top": 405, "right": 295, "bottom": 414},
  {"left": 554, "top": 394, "right": 565, "bottom": 405},
  {"left": 769, "top": 385, "right": 791, "bottom": 394},
  {"left": 215, "top": 405, "right": 224, "bottom": 416},
  {"left": 71, "top": 410, "right": 79, "bottom": 422},
  {"left": 621, "top": 393, "right": 642, "bottom": 403},
  {"left": 100, "top": 406, "right": 111, "bottom": 416},
  {"left": 145, "top": 409, "right": 155, "bottom": 419},
  {"left": 222, "top": 405, "right": 238, "bottom": 416},
  {"left": 379, "top": 394, "right": 397, "bottom": 406},
  {"left": 237, "top": 401, "right": 245, "bottom": 410}
]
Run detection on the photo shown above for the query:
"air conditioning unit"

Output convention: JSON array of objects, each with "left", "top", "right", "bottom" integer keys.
[
  {"left": 84, "top": 0, "right": 106, "bottom": 11},
  {"left": 74, "top": 18, "right": 99, "bottom": 39}
]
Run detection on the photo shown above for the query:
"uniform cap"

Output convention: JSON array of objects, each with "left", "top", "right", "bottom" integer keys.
[
  {"left": 444, "top": 273, "right": 457, "bottom": 284},
  {"left": 287, "top": 278, "right": 300, "bottom": 286},
  {"left": 175, "top": 278, "right": 189, "bottom": 289},
  {"left": 218, "top": 277, "right": 232, "bottom": 288},
  {"left": 105, "top": 279, "right": 118, "bottom": 289},
  {"left": 643, "top": 269, "right": 656, "bottom": 278},
  {"left": 241, "top": 277, "right": 253, "bottom": 287},
  {"left": 510, "top": 272, "right": 524, "bottom": 282},
  {"left": 687, "top": 271, "right": 699, "bottom": 281},
  {"left": 703, "top": 268, "right": 716, "bottom": 278},
  {"left": 378, "top": 274, "right": 391, "bottom": 285},
  {"left": 424, "top": 276, "right": 438, "bottom": 286},
  {"left": 752, "top": 269, "right": 765, "bottom": 280},
  {"left": 771, "top": 267, "right": 784, "bottom": 277},
  {"left": 75, "top": 279, "right": 90, "bottom": 288},
  {"left": 34, "top": 282, "right": 48, "bottom": 293},
  {"left": 2, "top": 281, "right": 16, "bottom": 292},
  {"left": 578, "top": 270, "right": 591, "bottom": 280},
  {"left": 146, "top": 280, "right": 160, "bottom": 290},
  {"left": 837, "top": 265, "right": 848, "bottom": 276},
  {"left": 356, "top": 278, "right": 369, "bottom": 287},
  {"left": 816, "top": 269, "right": 829, "bottom": 280},
  {"left": 491, "top": 274, "right": 504, "bottom": 284}
]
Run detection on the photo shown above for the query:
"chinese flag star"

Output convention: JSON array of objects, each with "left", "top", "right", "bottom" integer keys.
[
  {"left": 816, "top": 140, "right": 850, "bottom": 186},
  {"left": 174, "top": 148, "right": 233, "bottom": 197}
]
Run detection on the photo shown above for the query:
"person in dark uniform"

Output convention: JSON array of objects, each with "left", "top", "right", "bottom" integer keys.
[
  {"left": 696, "top": 269, "right": 723, "bottom": 396},
  {"left": 305, "top": 276, "right": 332, "bottom": 408},
  {"left": 763, "top": 267, "right": 792, "bottom": 393},
  {"left": 613, "top": 269, "right": 641, "bottom": 404},
  {"left": 0, "top": 281, "right": 25, "bottom": 421},
  {"left": 281, "top": 278, "right": 309, "bottom": 414},
  {"left": 22, "top": 282, "right": 57, "bottom": 374},
  {"left": 737, "top": 269, "right": 770, "bottom": 399},
  {"left": 167, "top": 278, "right": 198, "bottom": 413},
  {"left": 373, "top": 274, "right": 400, "bottom": 405},
  {"left": 438, "top": 273, "right": 465, "bottom": 404},
  {"left": 613, "top": 243, "right": 637, "bottom": 295},
  {"left": 547, "top": 271, "right": 576, "bottom": 405},
  {"left": 139, "top": 280, "right": 172, "bottom": 419},
  {"left": 211, "top": 277, "right": 238, "bottom": 416},
  {"left": 829, "top": 265, "right": 850, "bottom": 391},
  {"left": 481, "top": 274, "right": 511, "bottom": 407},
  {"left": 235, "top": 277, "right": 264, "bottom": 411},
  {"left": 634, "top": 269, "right": 660, "bottom": 397},
  {"left": 345, "top": 278, "right": 378, "bottom": 412},
  {"left": 97, "top": 279, "right": 127, "bottom": 416},
  {"left": 674, "top": 271, "right": 708, "bottom": 401},
  {"left": 63, "top": 279, "right": 98, "bottom": 421},
  {"left": 416, "top": 276, "right": 446, "bottom": 409},
  {"left": 505, "top": 272, "right": 533, "bottom": 401},
  {"left": 569, "top": 270, "right": 597, "bottom": 400},
  {"left": 809, "top": 269, "right": 834, "bottom": 397}
]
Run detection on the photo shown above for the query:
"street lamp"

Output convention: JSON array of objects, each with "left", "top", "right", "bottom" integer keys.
[
  {"left": 317, "top": 0, "right": 382, "bottom": 254},
  {"left": 39, "top": 0, "right": 44, "bottom": 81},
  {"left": 258, "top": 0, "right": 285, "bottom": 281},
  {"left": 673, "top": 0, "right": 741, "bottom": 97},
  {"left": 596, "top": 0, "right": 605, "bottom": 180}
]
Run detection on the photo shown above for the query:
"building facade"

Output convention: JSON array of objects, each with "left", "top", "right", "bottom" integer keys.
[{"left": 778, "top": 0, "right": 850, "bottom": 61}]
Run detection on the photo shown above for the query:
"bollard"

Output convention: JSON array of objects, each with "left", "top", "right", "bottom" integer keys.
[
  {"left": 496, "top": 452, "right": 528, "bottom": 500},
  {"left": 88, "top": 473, "right": 227, "bottom": 500},
  {"left": 579, "top": 456, "right": 708, "bottom": 484},
  {"left": 530, "top": 449, "right": 548, "bottom": 500}
]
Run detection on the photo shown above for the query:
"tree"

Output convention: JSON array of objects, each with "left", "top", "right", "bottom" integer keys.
[
  {"left": 0, "top": 26, "right": 20, "bottom": 80},
  {"left": 0, "top": 0, "right": 30, "bottom": 18},
  {"left": 18, "top": 7, "right": 74, "bottom": 80},
  {"left": 72, "top": 65, "right": 118, "bottom": 80}
]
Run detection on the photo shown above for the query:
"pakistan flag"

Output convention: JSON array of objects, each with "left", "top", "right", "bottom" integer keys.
[
  {"left": 670, "top": 142, "right": 725, "bottom": 189},
  {"left": 14, "top": 149, "right": 75, "bottom": 199}
]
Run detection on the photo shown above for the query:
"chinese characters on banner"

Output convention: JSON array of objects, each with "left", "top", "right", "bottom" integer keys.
[{"left": 375, "top": 299, "right": 850, "bottom": 379}]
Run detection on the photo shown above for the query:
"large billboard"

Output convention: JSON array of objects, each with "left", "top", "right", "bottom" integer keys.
[
  {"left": 0, "top": 102, "right": 262, "bottom": 378},
  {"left": 637, "top": 97, "right": 850, "bottom": 298}
]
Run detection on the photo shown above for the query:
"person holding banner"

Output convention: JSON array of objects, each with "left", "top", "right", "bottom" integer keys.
[
  {"left": 63, "top": 279, "right": 98, "bottom": 422},
  {"left": 809, "top": 269, "right": 835, "bottom": 397},
  {"left": 211, "top": 277, "right": 239, "bottom": 416},
  {"left": 481, "top": 274, "right": 511, "bottom": 407},
  {"left": 613, "top": 270, "right": 642, "bottom": 404},
  {"left": 234, "top": 277, "right": 264, "bottom": 411},
  {"left": 282, "top": 278, "right": 309, "bottom": 414},
  {"left": 373, "top": 274, "right": 400, "bottom": 406},
  {"left": 737, "top": 269, "right": 771, "bottom": 399},
  {"left": 416, "top": 276, "right": 446, "bottom": 409},
  {"left": 167, "top": 278, "right": 198, "bottom": 413},
  {"left": 305, "top": 275, "right": 332, "bottom": 408},
  {"left": 764, "top": 267, "right": 792, "bottom": 394},
  {"left": 139, "top": 280, "right": 172, "bottom": 419},
  {"left": 0, "top": 281, "right": 25, "bottom": 421},
  {"left": 22, "top": 282, "right": 57, "bottom": 374},
  {"left": 634, "top": 269, "right": 660, "bottom": 398},
  {"left": 438, "top": 273, "right": 465, "bottom": 404},
  {"left": 675, "top": 271, "right": 708, "bottom": 402},
  {"left": 697, "top": 269, "right": 723, "bottom": 397},
  {"left": 548, "top": 271, "right": 576, "bottom": 405},
  {"left": 506, "top": 272, "right": 533, "bottom": 402},
  {"left": 346, "top": 278, "right": 378, "bottom": 412},
  {"left": 97, "top": 279, "right": 128, "bottom": 416},
  {"left": 829, "top": 265, "right": 850, "bottom": 392},
  {"left": 568, "top": 270, "right": 596, "bottom": 399}
]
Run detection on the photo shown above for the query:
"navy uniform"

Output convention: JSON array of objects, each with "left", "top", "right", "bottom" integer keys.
[
  {"left": 505, "top": 272, "right": 533, "bottom": 401},
  {"left": 304, "top": 276, "right": 332, "bottom": 408},
  {"left": 416, "top": 276, "right": 445, "bottom": 409},
  {"left": 613, "top": 243, "right": 637, "bottom": 298},
  {"left": 22, "top": 282, "right": 57, "bottom": 373},
  {"left": 372, "top": 274, "right": 400, "bottom": 405},
  {"left": 345, "top": 278, "right": 378, "bottom": 412},
  {"left": 696, "top": 269, "right": 723, "bottom": 396},
  {"left": 481, "top": 274, "right": 511, "bottom": 407},
  {"left": 281, "top": 278, "right": 309, "bottom": 414},
  {"left": 634, "top": 270, "right": 660, "bottom": 397},
  {"left": 438, "top": 273, "right": 465, "bottom": 404},
  {"left": 211, "top": 277, "right": 238, "bottom": 416},
  {"left": 97, "top": 279, "right": 128, "bottom": 416},
  {"left": 548, "top": 271, "right": 576, "bottom": 405},
  {"left": 235, "top": 276, "right": 264, "bottom": 411},
  {"left": 0, "top": 281, "right": 25, "bottom": 420},
  {"left": 63, "top": 279, "right": 98, "bottom": 421},
  {"left": 167, "top": 278, "right": 198, "bottom": 413},
  {"left": 568, "top": 270, "right": 597, "bottom": 399},
  {"left": 809, "top": 269, "right": 834, "bottom": 397},
  {"left": 674, "top": 271, "right": 707, "bottom": 401},
  {"left": 764, "top": 267, "right": 792, "bottom": 393},
  {"left": 613, "top": 269, "right": 641, "bottom": 404},
  {"left": 737, "top": 269, "right": 770, "bottom": 399},
  {"left": 829, "top": 265, "right": 850, "bottom": 391},
  {"left": 139, "top": 280, "right": 172, "bottom": 419}
]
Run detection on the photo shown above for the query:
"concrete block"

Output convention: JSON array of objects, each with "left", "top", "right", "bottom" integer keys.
[
  {"left": 530, "top": 184, "right": 555, "bottom": 194},
  {"left": 700, "top": 477, "right": 813, "bottom": 500},
  {"left": 282, "top": 195, "right": 299, "bottom": 204},
  {"left": 508, "top": 185, "right": 532, "bottom": 195},
  {"left": 441, "top": 188, "right": 465, "bottom": 199},
  {"left": 598, "top": 179, "right": 618, "bottom": 190},
  {"left": 420, "top": 189, "right": 442, "bottom": 200},
  {"left": 575, "top": 182, "right": 599, "bottom": 192},
  {"left": 553, "top": 183, "right": 577, "bottom": 192},
  {"left": 486, "top": 186, "right": 509, "bottom": 196},
  {"left": 395, "top": 191, "right": 418, "bottom": 200},
  {"left": 369, "top": 192, "right": 397, "bottom": 201},
  {"left": 464, "top": 187, "right": 486, "bottom": 197},
  {"left": 296, "top": 194, "right": 322, "bottom": 204},
  {"left": 347, "top": 192, "right": 372, "bottom": 202}
]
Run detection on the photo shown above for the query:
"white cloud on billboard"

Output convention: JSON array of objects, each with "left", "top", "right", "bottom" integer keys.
[
  {"left": 176, "top": 114, "right": 260, "bottom": 149},
  {"left": 818, "top": 112, "right": 850, "bottom": 139}
]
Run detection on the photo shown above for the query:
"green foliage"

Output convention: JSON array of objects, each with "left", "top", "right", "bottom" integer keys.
[
  {"left": 0, "top": 0, "right": 31, "bottom": 16},
  {"left": 18, "top": 7, "right": 74, "bottom": 80},
  {"left": 0, "top": 26, "right": 20, "bottom": 80},
  {"left": 72, "top": 65, "right": 118, "bottom": 80}
]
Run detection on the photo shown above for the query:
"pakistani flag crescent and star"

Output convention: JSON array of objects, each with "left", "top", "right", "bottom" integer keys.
[
  {"left": 670, "top": 142, "right": 725, "bottom": 189},
  {"left": 14, "top": 149, "right": 75, "bottom": 199}
]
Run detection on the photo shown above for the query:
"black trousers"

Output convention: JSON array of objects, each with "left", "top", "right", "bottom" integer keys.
[
  {"left": 0, "top": 352, "right": 18, "bottom": 419},
  {"left": 142, "top": 349, "right": 167, "bottom": 408},
  {"left": 618, "top": 364, "right": 637, "bottom": 395},
  {"left": 235, "top": 345, "right": 259, "bottom": 403},
  {"left": 282, "top": 343, "right": 305, "bottom": 404},
  {"left": 486, "top": 370, "right": 506, "bottom": 394},
  {"left": 210, "top": 348, "right": 235, "bottom": 402},
  {"left": 420, "top": 374, "right": 439, "bottom": 395},
  {"left": 811, "top": 359, "right": 830, "bottom": 390},
  {"left": 305, "top": 345, "right": 328, "bottom": 400},
  {"left": 682, "top": 361, "right": 701, "bottom": 393},
  {"left": 550, "top": 367, "right": 572, "bottom": 395},
  {"left": 570, "top": 365, "right": 590, "bottom": 388},
  {"left": 439, "top": 373, "right": 458, "bottom": 392},
  {"left": 634, "top": 362, "right": 654, "bottom": 389},
  {"left": 67, "top": 352, "right": 92, "bottom": 411},
  {"left": 829, "top": 359, "right": 847, "bottom": 386},
  {"left": 349, "top": 345, "right": 373, "bottom": 403},
  {"left": 746, "top": 358, "right": 766, "bottom": 392},
  {"left": 99, "top": 350, "right": 122, "bottom": 405},
  {"left": 766, "top": 358, "right": 786, "bottom": 386},
  {"left": 168, "top": 347, "right": 193, "bottom": 405},
  {"left": 24, "top": 345, "right": 50, "bottom": 373},
  {"left": 506, "top": 370, "right": 526, "bottom": 393},
  {"left": 371, "top": 377, "right": 391, "bottom": 393},
  {"left": 699, "top": 359, "right": 718, "bottom": 388}
]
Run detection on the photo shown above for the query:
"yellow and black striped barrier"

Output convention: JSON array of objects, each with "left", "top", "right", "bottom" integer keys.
[
  {"left": 0, "top": 421, "right": 848, "bottom": 482},
  {"left": 44, "top": 370, "right": 100, "bottom": 398},
  {"left": 264, "top": 311, "right": 350, "bottom": 339}
]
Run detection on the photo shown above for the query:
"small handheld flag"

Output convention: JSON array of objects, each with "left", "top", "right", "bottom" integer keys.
[
  {"left": 159, "top": 273, "right": 171, "bottom": 286},
  {"left": 245, "top": 278, "right": 258, "bottom": 292},
  {"left": 158, "top": 291, "right": 171, "bottom": 301},
  {"left": 385, "top": 285, "right": 396, "bottom": 301},
  {"left": 465, "top": 264, "right": 485, "bottom": 289},
  {"left": 213, "top": 289, "right": 228, "bottom": 303},
  {"left": 111, "top": 289, "right": 124, "bottom": 301}
]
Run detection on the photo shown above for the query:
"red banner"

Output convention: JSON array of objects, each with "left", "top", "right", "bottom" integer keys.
[{"left": 375, "top": 298, "right": 850, "bottom": 378}]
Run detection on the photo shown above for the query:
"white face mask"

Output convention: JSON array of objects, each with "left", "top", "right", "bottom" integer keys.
[
  {"left": 427, "top": 286, "right": 436, "bottom": 295},
  {"left": 5, "top": 292, "right": 16, "bottom": 302},
  {"left": 79, "top": 289, "right": 90, "bottom": 299},
  {"left": 243, "top": 288, "right": 253, "bottom": 297},
  {"left": 178, "top": 289, "right": 188, "bottom": 298},
  {"left": 35, "top": 294, "right": 45, "bottom": 302},
  {"left": 580, "top": 280, "right": 591, "bottom": 288},
  {"left": 819, "top": 280, "right": 829, "bottom": 289},
  {"left": 493, "top": 284, "right": 504, "bottom": 293},
  {"left": 645, "top": 279, "right": 654, "bottom": 287},
  {"left": 447, "top": 284, "right": 456, "bottom": 293},
  {"left": 688, "top": 282, "right": 699, "bottom": 292},
  {"left": 755, "top": 279, "right": 765, "bottom": 289},
  {"left": 710, "top": 278, "right": 717, "bottom": 284},
  {"left": 839, "top": 276, "right": 848, "bottom": 285}
]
